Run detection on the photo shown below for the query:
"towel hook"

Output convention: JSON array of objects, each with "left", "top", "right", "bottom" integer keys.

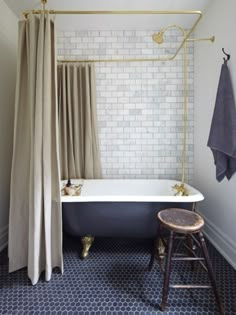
[{"left": 222, "top": 48, "right": 230, "bottom": 62}]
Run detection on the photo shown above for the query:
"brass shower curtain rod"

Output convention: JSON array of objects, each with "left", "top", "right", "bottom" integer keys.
[
  {"left": 23, "top": 1, "right": 215, "bottom": 194},
  {"left": 23, "top": 9, "right": 203, "bottom": 18},
  {"left": 58, "top": 36, "right": 215, "bottom": 64},
  {"left": 22, "top": 7, "right": 214, "bottom": 63}
]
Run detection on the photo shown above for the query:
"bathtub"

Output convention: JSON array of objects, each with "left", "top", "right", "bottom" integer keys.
[{"left": 61, "top": 179, "right": 204, "bottom": 239}]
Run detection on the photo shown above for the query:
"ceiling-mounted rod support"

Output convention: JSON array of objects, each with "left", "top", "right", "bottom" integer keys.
[{"left": 42, "top": 0, "right": 47, "bottom": 11}]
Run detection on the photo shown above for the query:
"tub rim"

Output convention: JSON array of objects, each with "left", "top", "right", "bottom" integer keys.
[{"left": 61, "top": 179, "right": 204, "bottom": 203}]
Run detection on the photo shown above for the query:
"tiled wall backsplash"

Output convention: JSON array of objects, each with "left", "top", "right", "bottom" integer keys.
[{"left": 57, "top": 30, "right": 194, "bottom": 183}]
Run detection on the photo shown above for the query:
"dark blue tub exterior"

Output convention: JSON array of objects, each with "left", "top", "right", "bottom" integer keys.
[{"left": 62, "top": 201, "right": 194, "bottom": 238}]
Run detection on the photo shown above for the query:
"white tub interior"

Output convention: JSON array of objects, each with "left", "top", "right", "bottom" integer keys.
[{"left": 61, "top": 179, "right": 204, "bottom": 203}]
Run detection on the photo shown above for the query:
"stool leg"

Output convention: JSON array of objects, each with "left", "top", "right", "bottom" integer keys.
[
  {"left": 186, "top": 234, "right": 195, "bottom": 271},
  {"left": 198, "top": 231, "right": 224, "bottom": 315},
  {"left": 149, "top": 223, "right": 161, "bottom": 271},
  {"left": 160, "top": 230, "right": 174, "bottom": 311}
]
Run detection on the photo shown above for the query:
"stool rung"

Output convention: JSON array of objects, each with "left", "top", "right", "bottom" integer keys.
[
  {"left": 172, "top": 257, "right": 205, "bottom": 261},
  {"left": 170, "top": 284, "right": 212, "bottom": 289},
  {"left": 159, "top": 253, "right": 188, "bottom": 258},
  {"left": 174, "top": 236, "right": 186, "bottom": 240},
  {"left": 183, "top": 243, "right": 208, "bottom": 272}
]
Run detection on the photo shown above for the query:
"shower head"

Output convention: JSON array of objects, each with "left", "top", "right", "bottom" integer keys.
[
  {"left": 152, "top": 31, "right": 164, "bottom": 45},
  {"left": 152, "top": 25, "right": 185, "bottom": 45}
]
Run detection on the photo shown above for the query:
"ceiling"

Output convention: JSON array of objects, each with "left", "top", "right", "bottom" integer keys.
[{"left": 4, "top": 0, "right": 212, "bottom": 31}]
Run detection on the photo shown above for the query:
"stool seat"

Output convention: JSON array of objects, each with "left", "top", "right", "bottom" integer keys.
[{"left": 157, "top": 208, "right": 204, "bottom": 234}]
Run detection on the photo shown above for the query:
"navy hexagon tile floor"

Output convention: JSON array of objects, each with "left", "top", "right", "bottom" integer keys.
[{"left": 0, "top": 235, "right": 236, "bottom": 315}]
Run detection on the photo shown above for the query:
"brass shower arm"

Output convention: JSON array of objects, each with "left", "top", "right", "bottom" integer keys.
[
  {"left": 152, "top": 24, "right": 215, "bottom": 45},
  {"left": 152, "top": 24, "right": 186, "bottom": 46},
  {"left": 187, "top": 36, "right": 215, "bottom": 42}
]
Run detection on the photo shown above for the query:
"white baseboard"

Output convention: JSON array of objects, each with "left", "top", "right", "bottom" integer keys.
[
  {"left": 0, "top": 225, "right": 8, "bottom": 252},
  {"left": 199, "top": 212, "right": 236, "bottom": 270}
]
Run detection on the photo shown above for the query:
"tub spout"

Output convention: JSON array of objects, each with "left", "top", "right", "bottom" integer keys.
[
  {"left": 173, "top": 183, "right": 189, "bottom": 196},
  {"left": 81, "top": 235, "right": 94, "bottom": 259}
]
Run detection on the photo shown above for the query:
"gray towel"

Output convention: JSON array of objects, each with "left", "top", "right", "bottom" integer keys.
[{"left": 207, "top": 62, "right": 236, "bottom": 182}]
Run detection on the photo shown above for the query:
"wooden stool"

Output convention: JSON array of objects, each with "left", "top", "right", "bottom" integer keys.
[{"left": 149, "top": 208, "right": 224, "bottom": 314}]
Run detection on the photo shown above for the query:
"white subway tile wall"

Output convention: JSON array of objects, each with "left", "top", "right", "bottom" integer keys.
[{"left": 58, "top": 30, "right": 194, "bottom": 183}]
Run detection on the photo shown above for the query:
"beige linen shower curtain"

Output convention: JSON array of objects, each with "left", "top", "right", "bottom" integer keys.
[
  {"left": 8, "top": 14, "right": 63, "bottom": 285},
  {"left": 58, "top": 63, "right": 101, "bottom": 179}
]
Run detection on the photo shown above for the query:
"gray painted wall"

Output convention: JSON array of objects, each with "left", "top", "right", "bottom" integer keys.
[{"left": 194, "top": 0, "right": 236, "bottom": 268}]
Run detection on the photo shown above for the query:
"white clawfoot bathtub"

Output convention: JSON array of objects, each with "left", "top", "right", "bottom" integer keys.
[{"left": 61, "top": 179, "right": 204, "bottom": 238}]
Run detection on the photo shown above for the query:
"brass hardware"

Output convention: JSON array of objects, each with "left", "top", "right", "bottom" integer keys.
[
  {"left": 151, "top": 26, "right": 217, "bottom": 190},
  {"left": 21, "top": 4, "right": 215, "bottom": 188},
  {"left": 57, "top": 14, "right": 203, "bottom": 64},
  {"left": 152, "top": 27, "right": 215, "bottom": 45},
  {"left": 152, "top": 24, "right": 184, "bottom": 45},
  {"left": 158, "top": 239, "right": 166, "bottom": 256},
  {"left": 41, "top": 0, "right": 47, "bottom": 11},
  {"left": 156, "top": 238, "right": 166, "bottom": 272},
  {"left": 182, "top": 35, "right": 188, "bottom": 186},
  {"left": 188, "top": 36, "right": 215, "bottom": 42},
  {"left": 155, "top": 24, "right": 188, "bottom": 188},
  {"left": 58, "top": 56, "right": 176, "bottom": 63},
  {"left": 173, "top": 183, "right": 189, "bottom": 196},
  {"left": 192, "top": 202, "right": 197, "bottom": 212},
  {"left": 23, "top": 9, "right": 203, "bottom": 65},
  {"left": 152, "top": 32, "right": 164, "bottom": 44},
  {"left": 58, "top": 23, "right": 214, "bottom": 189},
  {"left": 81, "top": 235, "right": 94, "bottom": 259},
  {"left": 23, "top": 9, "right": 203, "bottom": 18}
]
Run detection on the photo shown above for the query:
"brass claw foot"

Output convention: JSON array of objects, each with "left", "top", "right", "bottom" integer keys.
[
  {"left": 158, "top": 238, "right": 165, "bottom": 256},
  {"left": 157, "top": 238, "right": 166, "bottom": 272},
  {"left": 81, "top": 236, "right": 94, "bottom": 259}
]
